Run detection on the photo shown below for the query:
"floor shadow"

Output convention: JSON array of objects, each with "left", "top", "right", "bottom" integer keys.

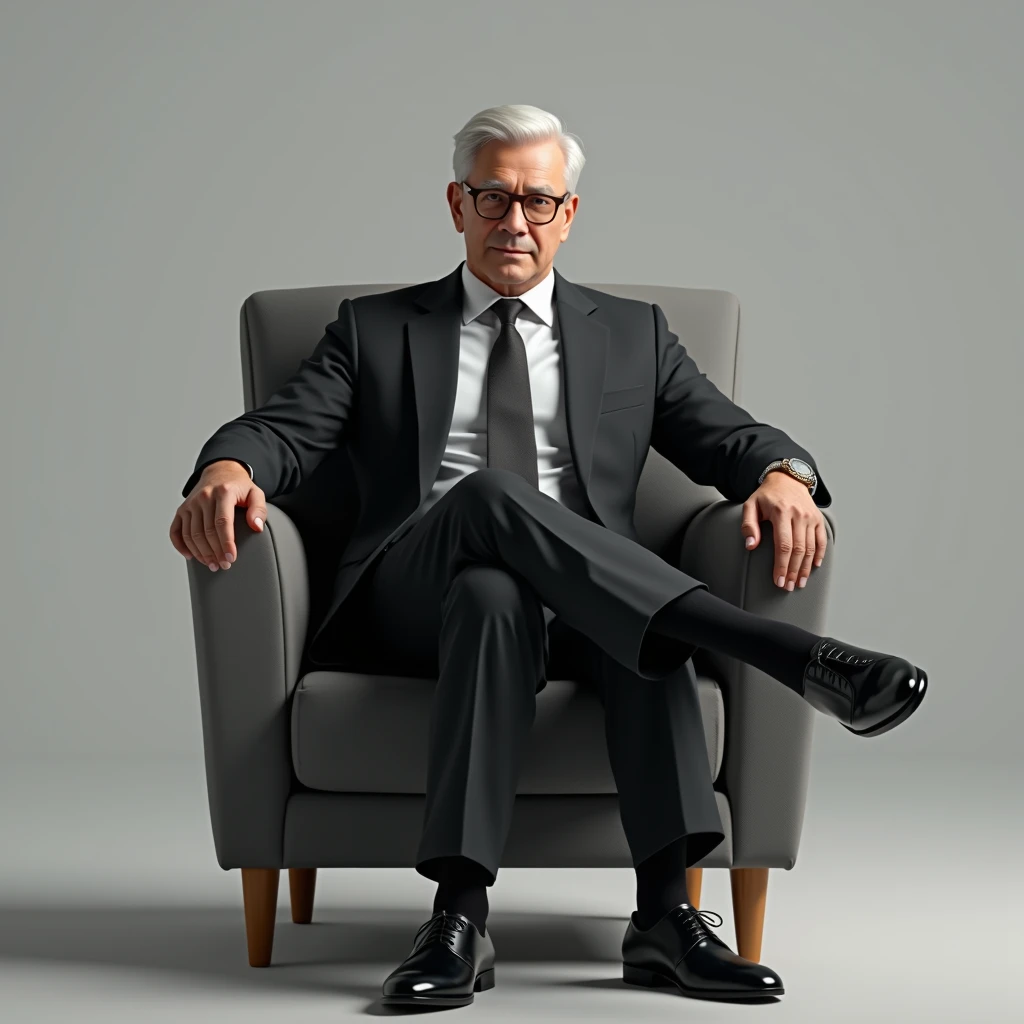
[
  {"left": 541, "top": 974, "right": 782, "bottom": 1004},
  {"left": 0, "top": 902, "right": 632, "bottom": 1006}
]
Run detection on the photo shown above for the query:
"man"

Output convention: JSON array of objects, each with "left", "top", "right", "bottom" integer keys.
[{"left": 171, "top": 104, "right": 927, "bottom": 1007}]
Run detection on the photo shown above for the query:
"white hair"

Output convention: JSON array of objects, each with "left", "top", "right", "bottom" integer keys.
[{"left": 452, "top": 104, "right": 586, "bottom": 195}]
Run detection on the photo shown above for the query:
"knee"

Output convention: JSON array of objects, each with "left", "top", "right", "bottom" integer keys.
[
  {"left": 451, "top": 467, "right": 526, "bottom": 508},
  {"left": 444, "top": 563, "right": 542, "bottom": 623},
  {"left": 444, "top": 565, "right": 547, "bottom": 677}
]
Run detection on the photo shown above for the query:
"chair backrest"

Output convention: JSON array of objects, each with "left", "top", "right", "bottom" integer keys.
[{"left": 237, "top": 277, "right": 742, "bottom": 567}]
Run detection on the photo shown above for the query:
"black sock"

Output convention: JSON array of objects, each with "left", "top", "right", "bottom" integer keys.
[
  {"left": 429, "top": 856, "right": 491, "bottom": 937},
  {"left": 651, "top": 587, "right": 820, "bottom": 692},
  {"left": 634, "top": 835, "right": 691, "bottom": 930}
]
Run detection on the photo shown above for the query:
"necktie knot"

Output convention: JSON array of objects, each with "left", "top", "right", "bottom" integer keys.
[{"left": 494, "top": 298, "right": 525, "bottom": 327}]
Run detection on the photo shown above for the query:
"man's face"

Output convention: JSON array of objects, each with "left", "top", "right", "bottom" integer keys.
[{"left": 447, "top": 138, "right": 579, "bottom": 296}]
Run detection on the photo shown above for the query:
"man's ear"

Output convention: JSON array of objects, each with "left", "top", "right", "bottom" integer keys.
[{"left": 447, "top": 182, "right": 465, "bottom": 232}]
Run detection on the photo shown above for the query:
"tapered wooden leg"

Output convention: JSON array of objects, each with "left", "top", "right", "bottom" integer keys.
[
  {"left": 686, "top": 866, "right": 703, "bottom": 909},
  {"left": 730, "top": 867, "right": 769, "bottom": 963},
  {"left": 241, "top": 868, "right": 279, "bottom": 967},
  {"left": 289, "top": 867, "right": 317, "bottom": 924}
]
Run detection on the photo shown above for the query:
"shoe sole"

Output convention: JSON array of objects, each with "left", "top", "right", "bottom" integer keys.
[
  {"left": 380, "top": 966, "right": 495, "bottom": 1006},
  {"left": 623, "top": 962, "right": 784, "bottom": 1000},
  {"left": 844, "top": 668, "right": 928, "bottom": 737}
]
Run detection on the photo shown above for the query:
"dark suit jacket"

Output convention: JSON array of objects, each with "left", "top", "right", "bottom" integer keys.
[{"left": 183, "top": 261, "right": 831, "bottom": 666}]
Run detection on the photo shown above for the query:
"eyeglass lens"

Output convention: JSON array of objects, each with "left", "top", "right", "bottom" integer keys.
[{"left": 475, "top": 190, "right": 557, "bottom": 224}]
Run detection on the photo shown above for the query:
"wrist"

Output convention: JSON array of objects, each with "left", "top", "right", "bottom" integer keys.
[
  {"left": 760, "top": 457, "right": 816, "bottom": 495},
  {"left": 204, "top": 459, "right": 251, "bottom": 477}
]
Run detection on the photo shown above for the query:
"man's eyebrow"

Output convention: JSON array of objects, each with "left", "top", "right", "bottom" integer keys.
[{"left": 477, "top": 178, "right": 558, "bottom": 196}]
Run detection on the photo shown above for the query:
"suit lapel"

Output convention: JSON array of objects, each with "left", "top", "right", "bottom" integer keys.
[{"left": 407, "top": 262, "right": 609, "bottom": 507}]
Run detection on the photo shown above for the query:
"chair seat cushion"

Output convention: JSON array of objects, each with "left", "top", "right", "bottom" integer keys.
[{"left": 290, "top": 669, "right": 725, "bottom": 794}]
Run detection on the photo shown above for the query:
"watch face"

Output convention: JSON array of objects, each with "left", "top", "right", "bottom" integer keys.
[{"left": 789, "top": 458, "right": 811, "bottom": 475}]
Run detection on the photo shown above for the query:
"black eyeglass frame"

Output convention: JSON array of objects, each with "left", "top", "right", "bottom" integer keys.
[{"left": 460, "top": 180, "right": 572, "bottom": 224}]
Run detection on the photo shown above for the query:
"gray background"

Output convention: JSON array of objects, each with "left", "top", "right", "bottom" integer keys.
[
  {"left": 0, "top": 2, "right": 1020, "bottom": 1020},
  {"left": 3, "top": 0, "right": 1019, "bottom": 761}
]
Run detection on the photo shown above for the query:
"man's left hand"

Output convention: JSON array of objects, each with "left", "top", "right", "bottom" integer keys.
[{"left": 741, "top": 471, "right": 827, "bottom": 590}]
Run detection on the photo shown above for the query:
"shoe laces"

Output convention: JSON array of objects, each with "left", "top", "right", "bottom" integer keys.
[
  {"left": 817, "top": 639, "right": 875, "bottom": 667},
  {"left": 414, "top": 911, "right": 466, "bottom": 951},
  {"left": 809, "top": 639, "right": 876, "bottom": 703},
  {"left": 678, "top": 904, "right": 724, "bottom": 942}
]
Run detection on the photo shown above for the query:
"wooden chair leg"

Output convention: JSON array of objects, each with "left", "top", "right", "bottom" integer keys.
[
  {"left": 241, "top": 868, "right": 279, "bottom": 967},
  {"left": 685, "top": 866, "right": 703, "bottom": 909},
  {"left": 729, "top": 867, "right": 769, "bottom": 963},
  {"left": 289, "top": 867, "right": 317, "bottom": 924}
]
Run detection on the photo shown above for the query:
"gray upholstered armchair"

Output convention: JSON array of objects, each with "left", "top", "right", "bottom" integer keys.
[{"left": 184, "top": 281, "right": 836, "bottom": 968}]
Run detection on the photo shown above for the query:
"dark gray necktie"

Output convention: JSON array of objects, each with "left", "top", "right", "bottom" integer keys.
[{"left": 486, "top": 297, "right": 539, "bottom": 488}]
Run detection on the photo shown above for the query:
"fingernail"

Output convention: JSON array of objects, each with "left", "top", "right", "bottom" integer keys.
[
  {"left": 786, "top": 580, "right": 795, "bottom": 591},
  {"left": 208, "top": 563, "right": 218, "bottom": 572},
  {"left": 745, "top": 537, "right": 755, "bottom": 548},
  {"left": 226, "top": 552, "right": 235, "bottom": 562},
  {"left": 219, "top": 561, "right": 231, "bottom": 570},
  {"left": 799, "top": 577, "right": 807, "bottom": 588},
  {"left": 777, "top": 575, "right": 785, "bottom": 587},
  {"left": 255, "top": 518, "right": 263, "bottom": 529}
]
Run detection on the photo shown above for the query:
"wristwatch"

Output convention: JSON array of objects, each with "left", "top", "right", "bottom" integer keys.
[{"left": 759, "top": 457, "right": 818, "bottom": 497}]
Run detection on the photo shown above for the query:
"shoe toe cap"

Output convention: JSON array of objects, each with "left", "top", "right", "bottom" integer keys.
[
  {"left": 733, "top": 955, "right": 784, "bottom": 992},
  {"left": 754, "top": 967, "right": 784, "bottom": 990},
  {"left": 382, "top": 974, "right": 441, "bottom": 997},
  {"left": 684, "top": 943, "right": 785, "bottom": 993},
  {"left": 382, "top": 968, "right": 471, "bottom": 998},
  {"left": 382, "top": 950, "right": 477, "bottom": 998}
]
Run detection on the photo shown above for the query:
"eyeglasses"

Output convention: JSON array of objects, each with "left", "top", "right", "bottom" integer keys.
[{"left": 461, "top": 181, "right": 571, "bottom": 225}]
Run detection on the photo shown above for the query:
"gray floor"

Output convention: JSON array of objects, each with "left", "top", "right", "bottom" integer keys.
[{"left": 1, "top": 750, "right": 1018, "bottom": 1022}]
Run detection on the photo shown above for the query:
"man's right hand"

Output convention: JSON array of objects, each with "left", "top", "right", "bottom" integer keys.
[{"left": 170, "top": 460, "right": 268, "bottom": 571}]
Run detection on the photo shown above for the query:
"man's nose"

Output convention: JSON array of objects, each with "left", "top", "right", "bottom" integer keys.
[{"left": 499, "top": 202, "right": 529, "bottom": 231}]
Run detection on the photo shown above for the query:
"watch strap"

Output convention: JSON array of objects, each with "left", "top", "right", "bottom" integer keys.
[{"left": 759, "top": 458, "right": 817, "bottom": 495}]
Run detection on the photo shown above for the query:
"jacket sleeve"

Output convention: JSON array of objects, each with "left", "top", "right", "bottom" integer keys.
[
  {"left": 181, "top": 299, "right": 358, "bottom": 500},
  {"left": 650, "top": 302, "right": 831, "bottom": 507}
]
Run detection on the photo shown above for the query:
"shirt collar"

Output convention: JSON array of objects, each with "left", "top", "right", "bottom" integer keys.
[{"left": 461, "top": 259, "right": 555, "bottom": 328}]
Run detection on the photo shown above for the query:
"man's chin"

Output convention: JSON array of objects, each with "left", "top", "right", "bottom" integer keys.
[{"left": 489, "top": 256, "right": 531, "bottom": 270}]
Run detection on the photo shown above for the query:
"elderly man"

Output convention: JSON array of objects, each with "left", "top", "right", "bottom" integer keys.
[{"left": 172, "top": 104, "right": 927, "bottom": 1008}]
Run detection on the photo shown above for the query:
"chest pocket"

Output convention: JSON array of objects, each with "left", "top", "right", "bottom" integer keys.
[{"left": 600, "top": 384, "right": 646, "bottom": 414}]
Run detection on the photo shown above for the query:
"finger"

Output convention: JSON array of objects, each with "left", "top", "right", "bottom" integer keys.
[
  {"left": 180, "top": 507, "right": 206, "bottom": 563},
  {"left": 214, "top": 488, "right": 240, "bottom": 566},
  {"left": 741, "top": 499, "right": 759, "bottom": 550},
  {"left": 207, "top": 484, "right": 235, "bottom": 568},
  {"left": 774, "top": 510, "right": 794, "bottom": 588},
  {"left": 814, "top": 518, "right": 827, "bottom": 567},
  {"left": 784, "top": 512, "right": 805, "bottom": 590},
  {"left": 189, "top": 502, "right": 219, "bottom": 569},
  {"left": 797, "top": 520, "right": 815, "bottom": 587},
  {"left": 246, "top": 487, "right": 267, "bottom": 533},
  {"left": 169, "top": 510, "right": 193, "bottom": 559}
]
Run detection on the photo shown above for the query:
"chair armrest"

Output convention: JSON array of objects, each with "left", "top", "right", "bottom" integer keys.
[
  {"left": 678, "top": 500, "right": 838, "bottom": 868},
  {"left": 184, "top": 502, "right": 309, "bottom": 869}
]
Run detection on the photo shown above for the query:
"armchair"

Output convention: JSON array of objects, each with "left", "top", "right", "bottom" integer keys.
[{"left": 184, "top": 280, "right": 836, "bottom": 968}]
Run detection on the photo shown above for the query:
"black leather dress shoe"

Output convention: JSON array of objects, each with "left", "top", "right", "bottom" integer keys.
[
  {"left": 622, "top": 903, "right": 784, "bottom": 1001},
  {"left": 381, "top": 910, "right": 495, "bottom": 1007},
  {"left": 802, "top": 637, "right": 928, "bottom": 736}
]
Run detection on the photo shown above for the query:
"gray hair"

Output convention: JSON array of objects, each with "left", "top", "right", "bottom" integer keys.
[{"left": 453, "top": 104, "right": 586, "bottom": 195}]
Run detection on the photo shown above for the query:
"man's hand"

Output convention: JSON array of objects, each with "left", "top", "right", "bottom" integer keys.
[
  {"left": 741, "top": 471, "right": 827, "bottom": 591},
  {"left": 170, "top": 461, "right": 267, "bottom": 571}
]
